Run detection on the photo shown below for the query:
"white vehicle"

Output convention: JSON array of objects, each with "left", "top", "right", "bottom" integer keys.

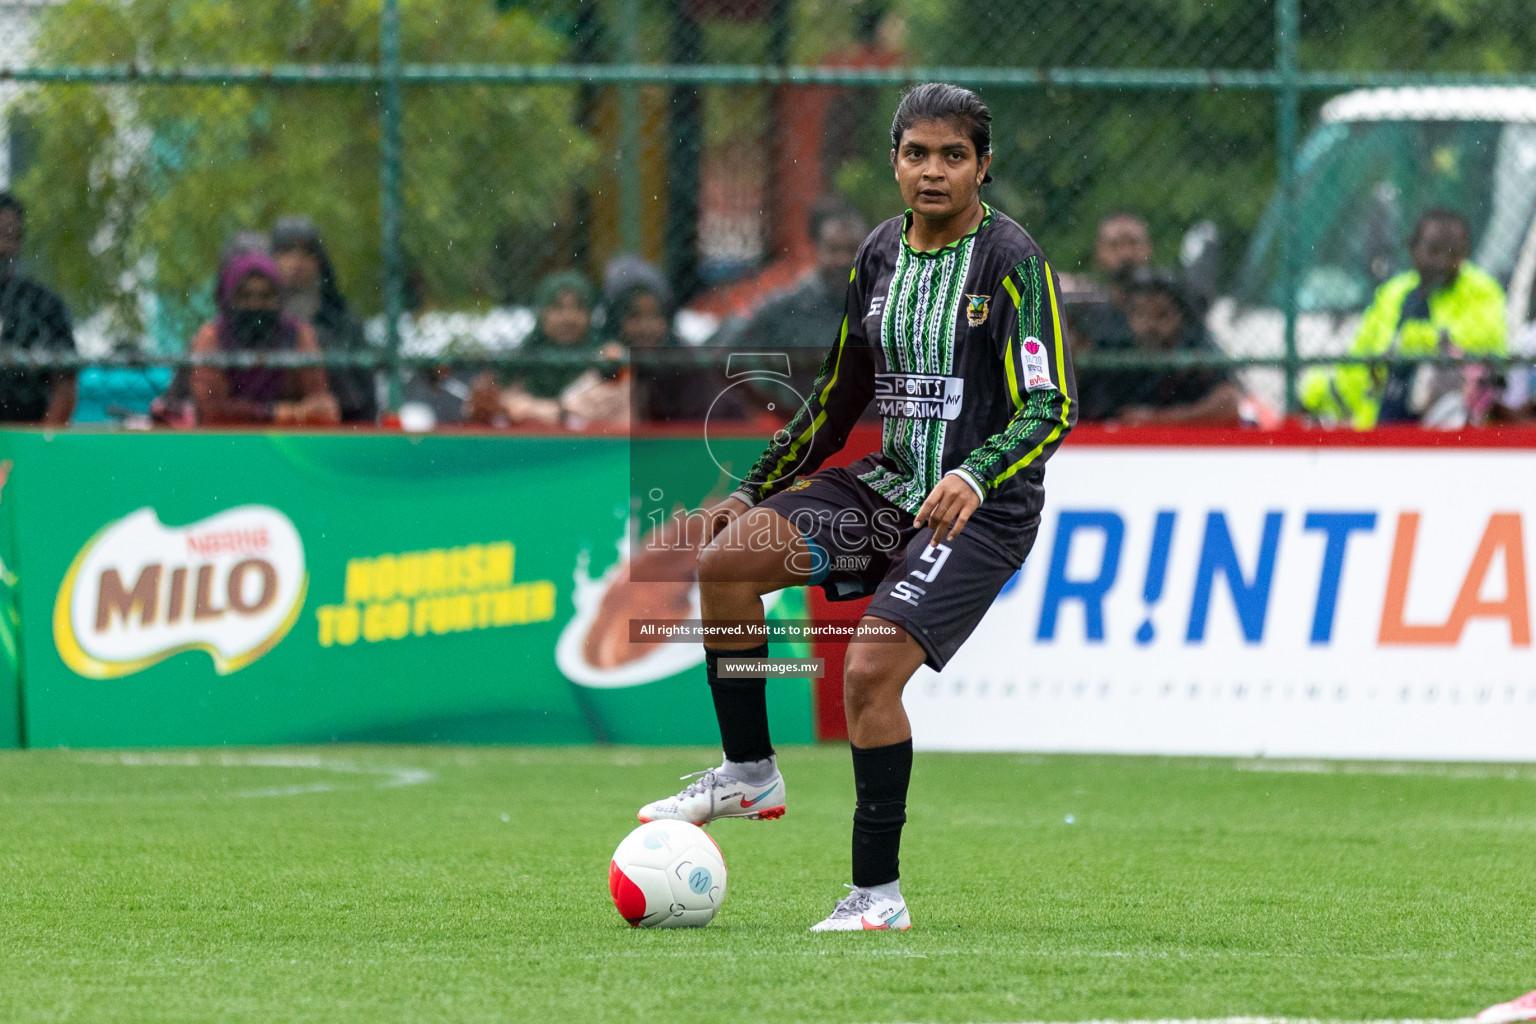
[{"left": 1213, "top": 87, "right": 1536, "bottom": 408}]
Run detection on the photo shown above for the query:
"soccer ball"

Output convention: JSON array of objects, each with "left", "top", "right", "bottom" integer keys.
[{"left": 608, "top": 820, "right": 727, "bottom": 928}]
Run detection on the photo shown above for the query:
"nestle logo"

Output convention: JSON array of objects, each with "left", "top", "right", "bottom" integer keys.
[
  {"left": 186, "top": 527, "right": 271, "bottom": 558},
  {"left": 54, "top": 506, "right": 306, "bottom": 678}
]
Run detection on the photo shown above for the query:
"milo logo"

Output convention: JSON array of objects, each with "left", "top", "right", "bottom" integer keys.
[{"left": 53, "top": 506, "right": 307, "bottom": 678}]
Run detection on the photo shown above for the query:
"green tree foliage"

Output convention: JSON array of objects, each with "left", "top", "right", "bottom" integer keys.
[
  {"left": 15, "top": 0, "right": 593, "bottom": 338},
  {"left": 831, "top": 0, "right": 1536, "bottom": 279}
]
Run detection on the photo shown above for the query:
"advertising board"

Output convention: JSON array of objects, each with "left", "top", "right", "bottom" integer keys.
[
  {"left": 0, "top": 430, "right": 812, "bottom": 748},
  {"left": 907, "top": 435, "right": 1536, "bottom": 761}
]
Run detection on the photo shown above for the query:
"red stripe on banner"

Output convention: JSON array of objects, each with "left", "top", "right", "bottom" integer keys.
[
  {"left": 807, "top": 588, "right": 870, "bottom": 742},
  {"left": 1063, "top": 422, "right": 1536, "bottom": 449}
]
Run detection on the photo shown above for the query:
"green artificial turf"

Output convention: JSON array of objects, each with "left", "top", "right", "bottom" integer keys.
[{"left": 1, "top": 745, "right": 1534, "bottom": 1023}]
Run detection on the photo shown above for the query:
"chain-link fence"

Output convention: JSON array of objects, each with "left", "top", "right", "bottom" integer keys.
[{"left": 3, "top": 0, "right": 1536, "bottom": 426}]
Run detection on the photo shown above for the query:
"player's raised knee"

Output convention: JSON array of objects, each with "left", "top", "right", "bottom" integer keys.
[{"left": 695, "top": 537, "right": 742, "bottom": 587}]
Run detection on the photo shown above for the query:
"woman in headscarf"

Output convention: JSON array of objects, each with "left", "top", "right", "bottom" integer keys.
[
  {"left": 498, "top": 270, "right": 603, "bottom": 425},
  {"left": 606, "top": 279, "right": 745, "bottom": 424},
  {"left": 188, "top": 252, "right": 340, "bottom": 425},
  {"left": 270, "top": 216, "right": 377, "bottom": 424}
]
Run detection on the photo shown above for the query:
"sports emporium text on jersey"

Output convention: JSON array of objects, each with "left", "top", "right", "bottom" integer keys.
[{"left": 873, "top": 372, "right": 965, "bottom": 420}]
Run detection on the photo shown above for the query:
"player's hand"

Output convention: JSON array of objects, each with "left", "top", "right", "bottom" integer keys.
[
  {"left": 703, "top": 495, "right": 751, "bottom": 545},
  {"left": 915, "top": 475, "right": 980, "bottom": 546}
]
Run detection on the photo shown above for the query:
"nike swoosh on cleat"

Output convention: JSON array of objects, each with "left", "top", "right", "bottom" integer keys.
[{"left": 739, "top": 781, "right": 779, "bottom": 809}]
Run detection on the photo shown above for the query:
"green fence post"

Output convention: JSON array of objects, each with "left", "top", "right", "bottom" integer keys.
[
  {"left": 1276, "top": 0, "right": 1301, "bottom": 415},
  {"left": 380, "top": 0, "right": 406, "bottom": 410},
  {"left": 617, "top": 0, "right": 643, "bottom": 255}
]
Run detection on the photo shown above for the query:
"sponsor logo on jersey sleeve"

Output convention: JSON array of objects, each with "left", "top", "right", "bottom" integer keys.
[{"left": 1021, "top": 336, "right": 1056, "bottom": 392}]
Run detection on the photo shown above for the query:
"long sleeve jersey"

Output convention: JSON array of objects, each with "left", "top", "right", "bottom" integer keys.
[{"left": 731, "top": 204, "right": 1077, "bottom": 523}]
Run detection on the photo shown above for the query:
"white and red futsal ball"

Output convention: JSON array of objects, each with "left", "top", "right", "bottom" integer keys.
[{"left": 608, "top": 820, "right": 727, "bottom": 928}]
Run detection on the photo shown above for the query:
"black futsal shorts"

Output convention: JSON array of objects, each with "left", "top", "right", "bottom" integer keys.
[{"left": 756, "top": 465, "right": 1039, "bottom": 670}]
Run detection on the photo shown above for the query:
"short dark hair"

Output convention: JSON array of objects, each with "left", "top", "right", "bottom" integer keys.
[
  {"left": 0, "top": 191, "right": 24, "bottom": 225},
  {"left": 1097, "top": 209, "right": 1148, "bottom": 232},
  {"left": 808, "top": 195, "right": 867, "bottom": 242},
  {"left": 1410, "top": 207, "right": 1471, "bottom": 248},
  {"left": 890, "top": 83, "right": 993, "bottom": 185},
  {"left": 1126, "top": 267, "right": 1196, "bottom": 325}
]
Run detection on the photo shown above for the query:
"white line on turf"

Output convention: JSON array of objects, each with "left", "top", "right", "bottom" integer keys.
[
  {"left": 0, "top": 751, "right": 436, "bottom": 802},
  {"left": 576, "top": 950, "right": 1477, "bottom": 962},
  {"left": 904, "top": 1019, "right": 1475, "bottom": 1024},
  {"left": 1234, "top": 759, "right": 1536, "bottom": 781}
]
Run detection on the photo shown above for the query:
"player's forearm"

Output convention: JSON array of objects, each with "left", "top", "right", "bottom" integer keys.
[
  {"left": 735, "top": 412, "right": 850, "bottom": 505},
  {"left": 737, "top": 364, "right": 870, "bottom": 504},
  {"left": 957, "top": 388, "right": 1073, "bottom": 496}
]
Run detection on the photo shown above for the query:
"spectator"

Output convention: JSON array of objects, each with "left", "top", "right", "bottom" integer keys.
[
  {"left": 188, "top": 252, "right": 340, "bottom": 426},
  {"left": 1069, "top": 210, "right": 1153, "bottom": 352},
  {"left": 0, "top": 192, "right": 77, "bottom": 425},
  {"left": 549, "top": 281, "right": 663, "bottom": 428},
  {"left": 397, "top": 342, "right": 500, "bottom": 431},
  {"left": 1300, "top": 208, "right": 1506, "bottom": 429},
  {"left": 727, "top": 200, "right": 868, "bottom": 352},
  {"left": 602, "top": 254, "right": 671, "bottom": 315},
  {"left": 1080, "top": 268, "right": 1240, "bottom": 426},
  {"left": 609, "top": 278, "right": 740, "bottom": 425},
  {"left": 154, "top": 230, "right": 273, "bottom": 426},
  {"left": 722, "top": 199, "right": 870, "bottom": 411},
  {"left": 499, "top": 271, "right": 599, "bottom": 425},
  {"left": 270, "top": 216, "right": 378, "bottom": 424},
  {"left": 1096, "top": 210, "right": 1153, "bottom": 282}
]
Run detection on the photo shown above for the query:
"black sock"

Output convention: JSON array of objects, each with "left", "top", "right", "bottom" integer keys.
[
  {"left": 850, "top": 738, "right": 913, "bottom": 888},
  {"left": 706, "top": 643, "right": 774, "bottom": 763}
]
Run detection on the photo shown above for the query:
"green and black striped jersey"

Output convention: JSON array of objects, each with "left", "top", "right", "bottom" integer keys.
[{"left": 732, "top": 204, "right": 1076, "bottom": 523}]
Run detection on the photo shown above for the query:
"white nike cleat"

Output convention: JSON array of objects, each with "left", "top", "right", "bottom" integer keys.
[
  {"left": 636, "top": 768, "right": 786, "bottom": 825},
  {"left": 808, "top": 885, "right": 912, "bottom": 932},
  {"left": 1477, "top": 990, "right": 1536, "bottom": 1024}
]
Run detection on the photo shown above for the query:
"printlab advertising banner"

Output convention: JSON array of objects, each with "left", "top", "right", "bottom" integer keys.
[
  {"left": 908, "top": 446, "right": 1536, "bottom": 761},
  {"left": 0, "top": 431, "right": 811, "bottom": 748}
]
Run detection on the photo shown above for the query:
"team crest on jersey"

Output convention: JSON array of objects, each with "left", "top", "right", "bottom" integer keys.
[{"left": 965, "top": 294, "right": 990, "bottom": 327}]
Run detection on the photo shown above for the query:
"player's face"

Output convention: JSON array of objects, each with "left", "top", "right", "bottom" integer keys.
[
  {"left": 1411, "top": 220, "right": 1467, "bottom": 292},
  {"left": 1095, "top": 216, "right": 1151, "bottom": 279},
  {"left": 891, "top": 119, "right": 989, "bottom": 225},
  {"left": 541, "top": 290, "right": 592, "bottom": 346}
]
